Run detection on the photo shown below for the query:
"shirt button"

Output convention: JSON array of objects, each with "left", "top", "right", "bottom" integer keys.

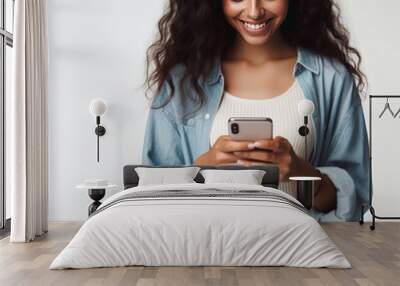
[{"left": 204, "top": 113, "right": 210, "bottom": 120}]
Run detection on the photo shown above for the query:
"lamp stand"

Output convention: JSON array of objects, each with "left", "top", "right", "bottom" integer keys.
[
  {"left": 298, "top": 116, "right": 310, "bottom": 160},
  {"left": 94, "top": 116, "right": 106, "bottom": 162}
]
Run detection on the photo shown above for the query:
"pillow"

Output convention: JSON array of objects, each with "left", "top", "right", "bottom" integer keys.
[
  {"left": 200, "top": 169, "right": 266, "bottom": 185},
  {"left": 135, "top": 167, "right": 201, "bottom": 186}
]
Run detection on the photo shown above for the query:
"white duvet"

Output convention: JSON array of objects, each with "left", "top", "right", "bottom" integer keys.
[{"left": 50, "top": 183, "right": 350, "bottom": 269}]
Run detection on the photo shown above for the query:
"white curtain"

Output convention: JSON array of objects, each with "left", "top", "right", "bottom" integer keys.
[{"left": 9, "top": 0, "right": 48, "bottom": 242}]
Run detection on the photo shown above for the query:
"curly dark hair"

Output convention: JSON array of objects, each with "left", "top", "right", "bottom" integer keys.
[{"left": 146, "top": 0, "right": 366, "bottom": 109}]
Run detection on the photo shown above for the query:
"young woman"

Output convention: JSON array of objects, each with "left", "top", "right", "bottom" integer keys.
[{"left": 142, "top": 0, "right": 369, "bottom": 222}]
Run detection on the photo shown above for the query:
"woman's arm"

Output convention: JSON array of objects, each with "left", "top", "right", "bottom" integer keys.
[
  {"left": 142, "top": 82, "right": 185, "bottom": 166},
  {"left": 142, "top": 106, "right": 183, "bottom": 166},
  {"left": 234, "top": 78, "right": 370, "bottom": 220}
]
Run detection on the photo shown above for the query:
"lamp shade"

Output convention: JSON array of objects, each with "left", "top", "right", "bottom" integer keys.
[
  {"left": 89, "top": 98, "right": 107, "bottom": 117},
  {"left": 298, "top": 99, "right": 315, "bottom": 117}
]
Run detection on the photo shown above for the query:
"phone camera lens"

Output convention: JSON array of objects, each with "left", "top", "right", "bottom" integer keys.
[{"left": 231, "top": 123, "right": 239, "bottom": 134}]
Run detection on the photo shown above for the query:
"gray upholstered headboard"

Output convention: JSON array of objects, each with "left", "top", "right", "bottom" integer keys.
[{"left": 123, "top": 165, "right": 280, "bottom": 189}]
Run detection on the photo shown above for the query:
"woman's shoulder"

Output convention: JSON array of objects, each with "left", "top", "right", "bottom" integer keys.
[
  {"left": 169, "top": 62, "right": 220, "bottom": 85},
  {"left": 151, "top": 63, "right": 210, "bottom": 122},
  {"left": 168, "top": 63, "right": 187, "bottom": 81},
  {"left": 301, "top": 48, "right": 354, "bottom": 82},
  {"left": 150, "top": 64, "right": 187, "bottom": 105},
  {"left": 300, "top": 48, "right": 361, "bottom": 116}
]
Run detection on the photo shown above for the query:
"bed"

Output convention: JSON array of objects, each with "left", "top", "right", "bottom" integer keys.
[{"left": 50, "top": 165, "right": 350, "bottom": 269}]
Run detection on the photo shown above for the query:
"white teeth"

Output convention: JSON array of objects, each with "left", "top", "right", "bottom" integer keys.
[{"left": 243, "top": 21, "right": 267, "bottom": 31}]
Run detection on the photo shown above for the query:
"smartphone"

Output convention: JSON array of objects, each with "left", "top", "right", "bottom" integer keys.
[{"left": 228, "top": 117, "right": 273, "bottom": 141}]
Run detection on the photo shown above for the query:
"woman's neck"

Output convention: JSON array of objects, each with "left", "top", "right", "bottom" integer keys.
[{"left": 227, "top": 32, "right": 296, "bottom": 65}]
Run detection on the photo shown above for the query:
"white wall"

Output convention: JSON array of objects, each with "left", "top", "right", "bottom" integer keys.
[
  {"left": 340, "top": 0, "right": 400, "bottom": 218},
  {"left": 48, "top": 0, "right": 165, "bottom": 220},
  {"left": 339, "top": 0, "right": 400, "bottom": 95},
  {"left": 48, "top": 0, "right": 400, "bottom": 221}
]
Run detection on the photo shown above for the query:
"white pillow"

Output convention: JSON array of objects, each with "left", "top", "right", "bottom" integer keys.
[
  {"left": 135, "top": 167, "right": 201, "bottom": 186},
  {"left": 200, "top": 169, "right": 266, "bottom": 185}
]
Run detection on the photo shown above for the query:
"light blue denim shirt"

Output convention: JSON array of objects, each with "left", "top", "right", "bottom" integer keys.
[{"left": 142, "top": 48, "right": 370, "bottom": 222}]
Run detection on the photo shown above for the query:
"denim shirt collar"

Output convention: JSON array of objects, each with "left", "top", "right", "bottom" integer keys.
[
  {"left": 297, "top": 48, "right": 320, "bottom": 75},
  {"left": 206, "top": 47, "right": 320, "bottom": 85}
]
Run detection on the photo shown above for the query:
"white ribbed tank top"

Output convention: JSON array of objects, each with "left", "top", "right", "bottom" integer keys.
[{"left": 210, "top": 80, "right": 314, "bottom": 198}]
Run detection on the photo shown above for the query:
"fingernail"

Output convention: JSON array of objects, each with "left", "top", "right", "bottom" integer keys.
[
  {"left": 234, "top": 152, "right": 240, "bottom": 156},
  {"left": 248, "top": 143, "right": 256, "bottom": 149},
  {"left": 237, "top": 160, "right": 245, "bottom": 165},
  {"left": 254, "top": 142, "right": 262, "bottom": 148}
]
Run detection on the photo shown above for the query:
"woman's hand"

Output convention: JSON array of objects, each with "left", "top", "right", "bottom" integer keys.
[
  {"left": 232, "top": 136, "right": 305, "bottom": 181},
  {"left": 194, "top": 135, "right": 253, "bottom": 166}
]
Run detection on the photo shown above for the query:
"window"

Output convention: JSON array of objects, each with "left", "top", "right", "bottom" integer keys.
[{"left": 0, "top": 0, "right": 14, "bottom": 233}]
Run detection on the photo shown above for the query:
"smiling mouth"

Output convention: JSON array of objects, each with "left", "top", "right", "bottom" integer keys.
[{"left": 239, "top": 18, "right": 273, "bottom": 32}]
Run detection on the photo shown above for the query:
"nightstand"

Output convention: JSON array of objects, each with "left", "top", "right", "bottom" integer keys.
[
  {"left": 289, "top": 176, "right": 321, "bottom": 210},
  {"left": 76, "top": 183, "right": 117, "bottom": 216}
]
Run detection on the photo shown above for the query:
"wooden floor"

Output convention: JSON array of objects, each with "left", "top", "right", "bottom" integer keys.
[{"left": 0, "top": 222, "right": 399, "bottom": 286}]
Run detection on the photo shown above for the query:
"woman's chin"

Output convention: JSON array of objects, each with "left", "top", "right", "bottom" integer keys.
[{"left": 239, "top": 33, "right": 273, "bottom": 46}]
